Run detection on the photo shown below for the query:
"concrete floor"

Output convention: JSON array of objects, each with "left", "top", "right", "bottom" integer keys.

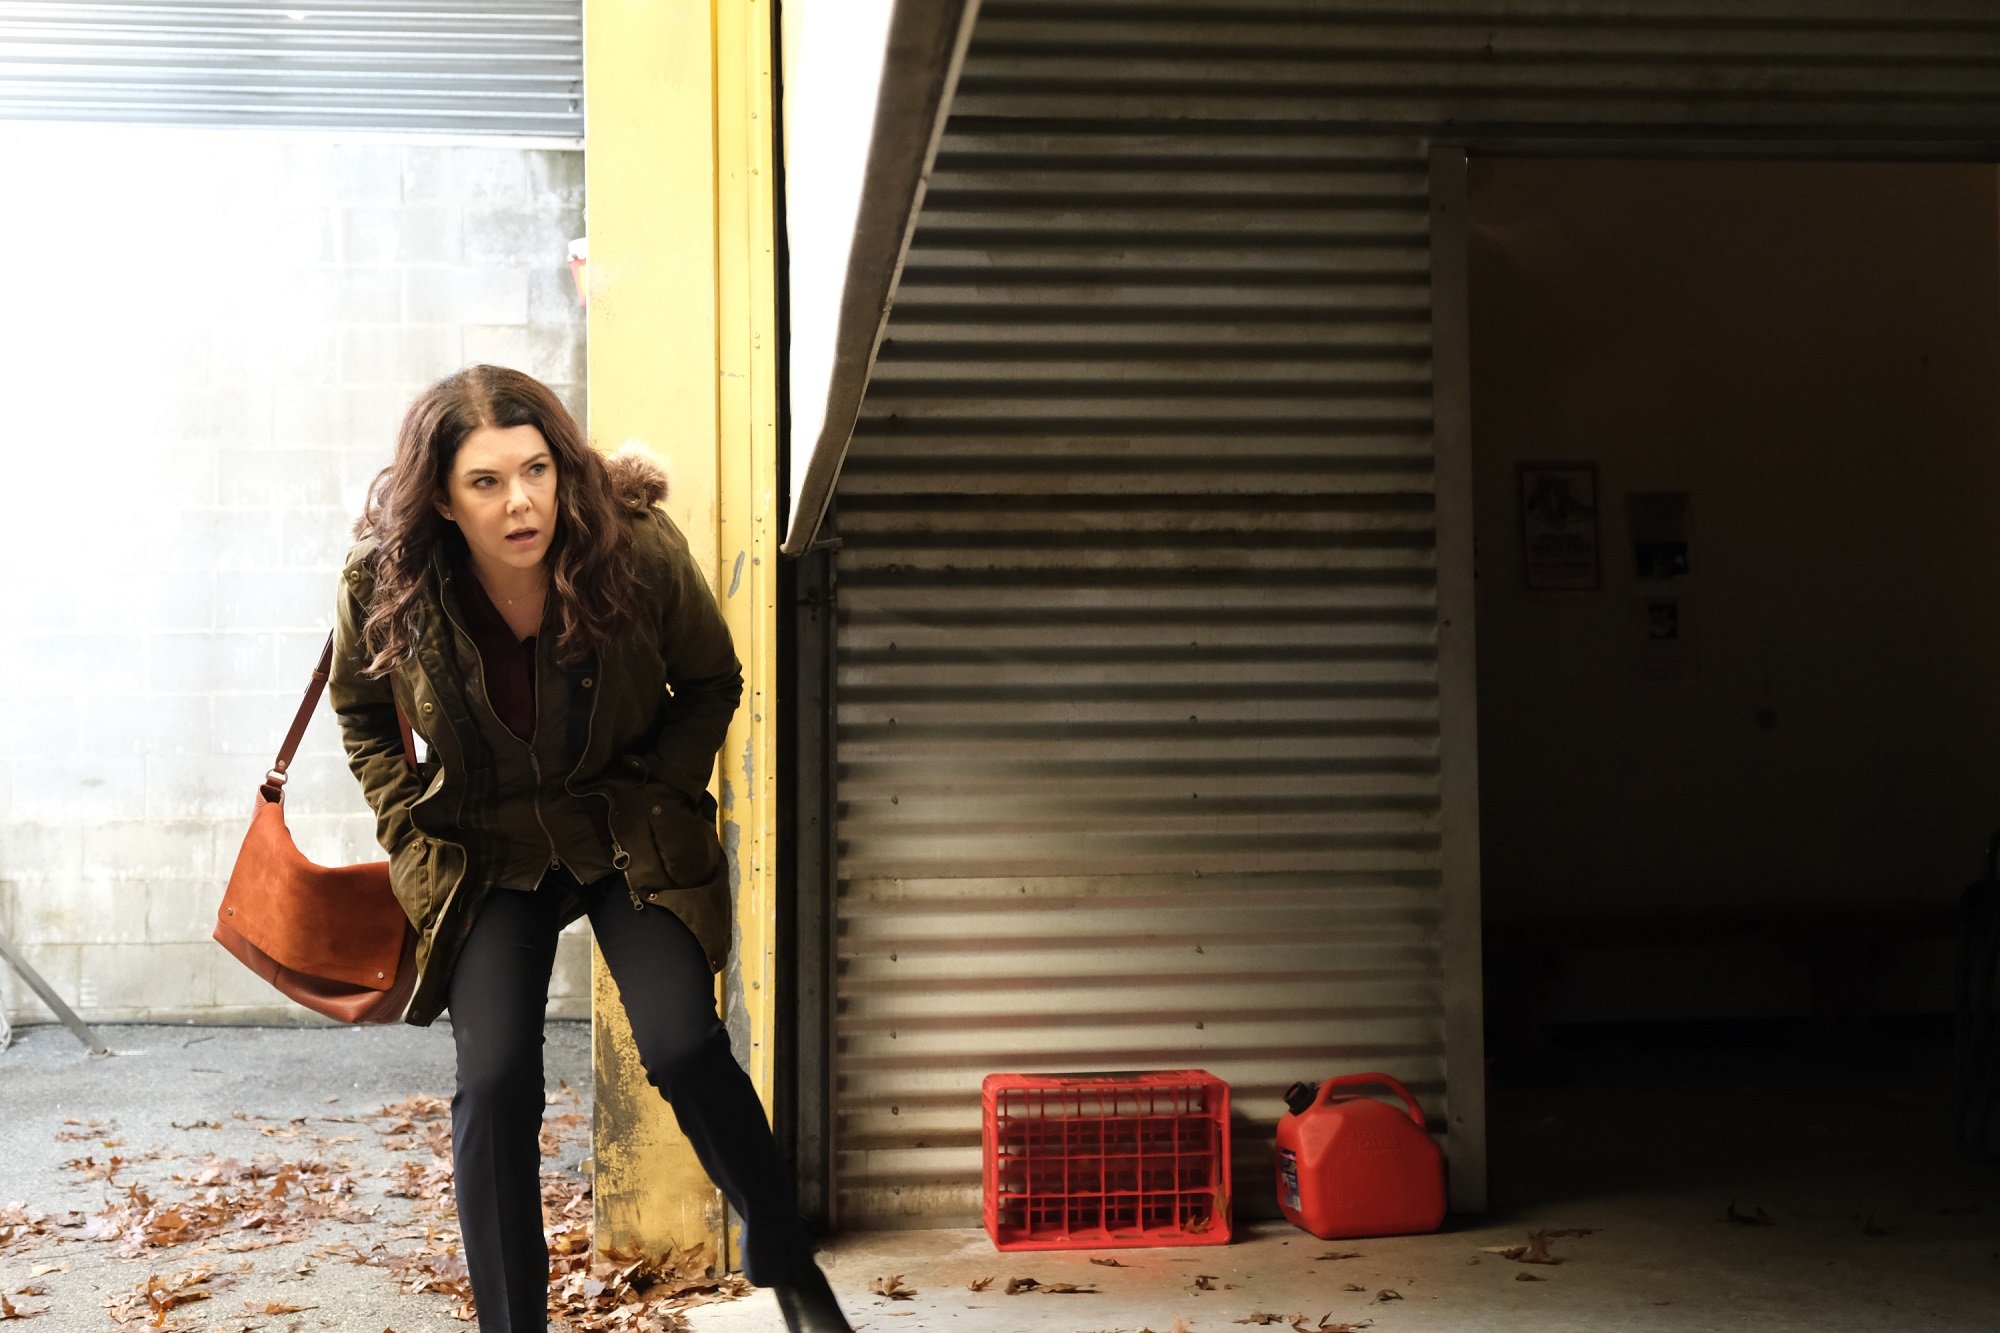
[
  {"left": 696, "top": 1035, "right": 2000, "bottom": 1332},
  {"left": 0, "top": 1020, "right": 585, "bottom": 1332},
  {"left": 1, "top": 1022, "right": 1995, "bottom": 1331}
]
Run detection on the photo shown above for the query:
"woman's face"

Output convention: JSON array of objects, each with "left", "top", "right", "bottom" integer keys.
[{"left": 437, "top": 424, "right": 559, "bottom": 574}]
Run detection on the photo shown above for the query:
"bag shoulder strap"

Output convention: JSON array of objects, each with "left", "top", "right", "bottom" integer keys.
[{"left": 268, "top": 630, "right": 415, "bottom": 789}]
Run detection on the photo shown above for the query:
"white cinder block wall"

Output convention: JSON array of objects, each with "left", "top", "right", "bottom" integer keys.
[{"left": 0, "top": 125, "right": 592, "bottom": 1024}]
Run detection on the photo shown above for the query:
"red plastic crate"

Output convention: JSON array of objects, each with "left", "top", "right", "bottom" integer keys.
[{"left": 982, "top": 1070, "right": 1232, "bottom": 1250}]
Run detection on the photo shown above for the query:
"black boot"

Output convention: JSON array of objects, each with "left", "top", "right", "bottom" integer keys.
[{"left": 773, "top": 1264, "right": 853, "bottom": 1333}]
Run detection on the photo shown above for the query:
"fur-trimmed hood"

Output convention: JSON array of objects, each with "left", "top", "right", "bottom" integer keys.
[{"left": 606, "top": 448, "right": 669, "bottom": 512}]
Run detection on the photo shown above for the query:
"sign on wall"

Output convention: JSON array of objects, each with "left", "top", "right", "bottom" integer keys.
[{"left": 1518, "top": 461, "right": 1601, "bottom": 590}]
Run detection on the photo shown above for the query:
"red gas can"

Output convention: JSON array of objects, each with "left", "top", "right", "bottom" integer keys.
[{"left": 1275, "top": 1072, "right": 1446, "bottom": 1240}]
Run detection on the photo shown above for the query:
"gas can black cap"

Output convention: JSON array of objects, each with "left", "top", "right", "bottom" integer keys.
[{"left": 1283, "top": 1081, "right": 1318, "bottom": 1116}]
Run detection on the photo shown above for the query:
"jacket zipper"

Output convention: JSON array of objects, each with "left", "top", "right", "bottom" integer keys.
[
  {"left": 562, "top": 661, "right": 639, "bottom": 909},
  {"left": 525, "top": 649, "right": 562, "bottom": 872}
]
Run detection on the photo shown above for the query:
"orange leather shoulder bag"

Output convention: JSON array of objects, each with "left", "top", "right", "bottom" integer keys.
[{"left": 213, "top": 632, "right": 417, "bottom": 1025}]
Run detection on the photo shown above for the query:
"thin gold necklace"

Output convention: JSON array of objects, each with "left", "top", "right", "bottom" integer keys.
[{"left": 493, "top": 572, "right": 548, "bottom": 607}]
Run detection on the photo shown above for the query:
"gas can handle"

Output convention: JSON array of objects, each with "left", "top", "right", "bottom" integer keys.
[{"left": 1316, "top": 1072, "right": 1429, "bottom": 1131}]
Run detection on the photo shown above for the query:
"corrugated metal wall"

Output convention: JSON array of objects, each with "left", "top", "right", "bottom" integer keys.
[
  {"left": 0, "top": 1, "right": 581, "bottom": 137},
  {"left": 952, "top": 0, "right": 2000, "bottom": 133},
  {"left": 830, "top": 0, "right": 2000, "bottom": 1227}
]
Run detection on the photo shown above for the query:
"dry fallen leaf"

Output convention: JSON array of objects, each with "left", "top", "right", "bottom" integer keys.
[
  {"left": 539, "top": 1111, "right": 588, "bottom": 1160},
  {"left": 1090, "top": 1257, "right": 1126, "bottom": 1267},
  {"left": 55, "top": 1118, "right": 117, "bottom": 1142},
  {"left": 999, "top": 1275, "right": 1097, "bottom": 1295},
  {"left": 1727, "top": 1201, "right": 1776, "bottom": 1227},
  {"left": 63, "top": 1155, "right": 124, "bottom": 1182},
  {"left": 1483, "top": 1227, "right": 1593, "bottom": 1265},
  {"left": 260, "top": 1301, "right": 317, "bottom": 1314},
  {"left": 1515, "top": 1272, "right": 1544, "bottom": 1283},
  {"left": 967, "top": 1276, "right": 994, "bottom": 1292},
  {"left": 108, "top": 1265, "right": 228, "bottom": 1327},
  {"left": 1315, "top": 1251, "right": 1362, "bottom": 1261},
  {"left": 1373, "top": 1289, "right": 1403, "bottom": 1304},
  {"left": 870, "top": 1274, "right": 915, "bottom": 1300}
]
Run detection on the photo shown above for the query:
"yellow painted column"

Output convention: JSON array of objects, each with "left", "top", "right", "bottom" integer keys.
[
  {"left": 583, "top": 0, "right": 779, "bottom": 1270},
  {"left": 584, "top": 0, "right": 721, "bottom": 1262},
  {"left": 712, "top": 0, "right": 782, "bottom": 1272}
]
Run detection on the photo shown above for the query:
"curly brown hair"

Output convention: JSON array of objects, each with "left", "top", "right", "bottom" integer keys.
[{"left": 354, "top": 365, "right": 640, "bottom": 675}]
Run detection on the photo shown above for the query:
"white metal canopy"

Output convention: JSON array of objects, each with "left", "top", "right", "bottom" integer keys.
[{"left": 781, "top": 0, "right": 980, "bottom": 557}]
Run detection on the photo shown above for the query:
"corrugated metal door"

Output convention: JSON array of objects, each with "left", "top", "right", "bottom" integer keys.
[
  {"left": 834, "top": 125, "right": 1447, "bottom": 1227},
  {"left": 0, "top": 1, "right": 581, "bottom": 136},
  {"left": 829, "top": 0, "right": 2000, "bottom": 1228}
]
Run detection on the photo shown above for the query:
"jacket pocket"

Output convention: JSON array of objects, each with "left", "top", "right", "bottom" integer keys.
[
  {"left": 389, "top": 835, "right": 457, "bottom": 929},
  {"left": 642, "top": 785, "right": 724, "bottom": 890}
]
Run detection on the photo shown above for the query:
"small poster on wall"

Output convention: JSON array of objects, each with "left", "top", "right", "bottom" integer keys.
[
  {"left": 1518, "top": 462, "right": 1600, "bottom": 590},
  {"left": 1634, "top": 594, "right": 1696, "bottom": 680},
  {"left": 1628, "top": 490, "right": 1691, "bottom": 580}
]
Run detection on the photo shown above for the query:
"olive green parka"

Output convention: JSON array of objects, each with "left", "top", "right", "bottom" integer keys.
[{"left": 328, "top": 453, "right": 742, "bottom": 1026}]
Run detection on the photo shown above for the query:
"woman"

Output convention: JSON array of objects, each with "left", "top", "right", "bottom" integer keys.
[{"left": 328, "top": 365, "right": 852, "bottom": 1333}]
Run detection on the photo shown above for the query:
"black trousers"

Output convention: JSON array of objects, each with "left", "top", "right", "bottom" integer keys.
[{"left": 445, "top": 870, "right": 813, "bottom": 1333}]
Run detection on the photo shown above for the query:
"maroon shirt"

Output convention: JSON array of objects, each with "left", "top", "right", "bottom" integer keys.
[{"left": 456, "top": 569, "right": 537, "bottom": 741}]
